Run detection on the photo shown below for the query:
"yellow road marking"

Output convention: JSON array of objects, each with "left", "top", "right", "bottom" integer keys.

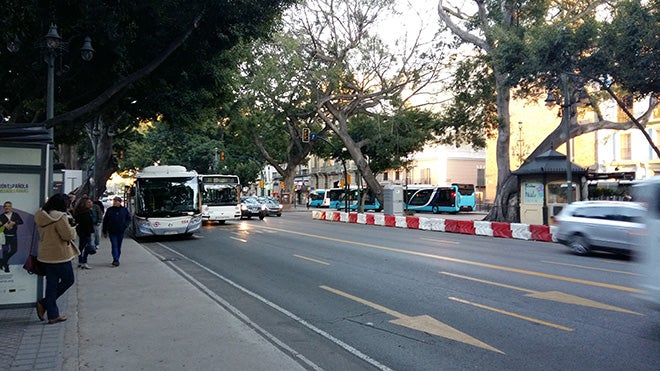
[
  {"left": 448, "top": 297, "right": 574, "bottom": 332},
  {"left": 320, "top": 285, "right": 503, "bottom": 354},
  {"left": 420, "top": 237, "right": 460, "bottom": 245},
  {"left": 256, "top": 225, "right": 642, "bottom": 293},
  {"left": 294, "top": 254, "right": 330, "bottom": 265},
  {"left": 541, "top": 260, "right": 640, "bottom": 276},
  {"left": 440, "top": 272, "right": 642, "bottom": 315}
]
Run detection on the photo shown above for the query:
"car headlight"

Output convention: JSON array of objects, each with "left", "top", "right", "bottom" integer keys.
[
  {"left": 261, "top": 205, "right": 267, "bottom": 210},
  {"left": 278, "top": 205, "right": 283, "bottom": 209},
  {"left": 241, "top": 205, "right": 248, "bottom": 211}
]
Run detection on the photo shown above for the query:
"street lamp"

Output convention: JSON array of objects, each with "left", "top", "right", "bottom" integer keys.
[{"left": 545, "top": 73, "right": 590, "bottom": 204}]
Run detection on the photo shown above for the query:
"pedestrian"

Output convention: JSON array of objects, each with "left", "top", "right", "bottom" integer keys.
[
  {"left": 34, "top": 193, "right": 79, "bottom": 324},
  {"left": 74, "top": 197, "right": 95, "bottom": 269},
  {"left": 0, "top": 201, "right": 24, "bottom": 273},
  {"left": 102, "top": 196, "right": 131, "bottom": 267},
  {"left": 91, "top": 197, "right": 104, "bottom": 250}
]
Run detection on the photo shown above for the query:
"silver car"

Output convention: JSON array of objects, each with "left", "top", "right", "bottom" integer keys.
[{"left": 554, "top": 201, "right": 646, "bottom": 256}]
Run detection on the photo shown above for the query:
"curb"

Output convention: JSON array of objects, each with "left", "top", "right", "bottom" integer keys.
[{"left": 312, "top": 210, "right": 558, "bottom": 243}]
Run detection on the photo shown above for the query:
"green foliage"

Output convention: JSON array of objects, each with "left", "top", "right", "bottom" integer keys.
[
  {"left": 435, "top": 58, "right": 498, "bottom": 147},
  {"left": 590, "top": 0, "right": 660, "bottom": 97}
]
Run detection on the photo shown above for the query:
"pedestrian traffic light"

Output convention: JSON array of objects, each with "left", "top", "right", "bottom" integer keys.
[{"left": 302, "top": 127, "right": 310, "bottom": 143}]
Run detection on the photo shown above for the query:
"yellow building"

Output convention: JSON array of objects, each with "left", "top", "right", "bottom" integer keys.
[{"left": 484, "top": 96, "right": 597, "bottom": 203}]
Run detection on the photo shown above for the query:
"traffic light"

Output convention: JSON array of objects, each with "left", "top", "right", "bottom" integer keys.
[
  {"left": 220, "top": 151, "right": 225, "bottom": 160},
  {"left": 302, "top": 127, "right": 310, "bottom": 143}
]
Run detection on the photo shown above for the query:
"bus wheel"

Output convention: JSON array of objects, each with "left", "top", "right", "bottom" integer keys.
[{"left": 432, "top": 206, "right": 440, "bottom": 214}]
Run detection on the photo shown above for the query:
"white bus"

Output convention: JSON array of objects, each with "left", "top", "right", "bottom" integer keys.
[
  {"left": 200, "top": 174, "right": 241, "bottom": 224},
  {"left": 127, "top": 165, "right": 203, "bottom": 237}
]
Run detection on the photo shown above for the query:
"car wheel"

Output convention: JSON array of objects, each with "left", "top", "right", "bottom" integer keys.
[
  {"left": 569, "top": 235, "right": 590, "bottom": 255},
  {"left": 259, "top": 213, "right": 265, "bottom": 220},
  {"left": 277, "top": 213, "right": 281, "bottom": 217}
]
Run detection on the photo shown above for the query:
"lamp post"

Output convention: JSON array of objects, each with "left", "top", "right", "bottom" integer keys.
[
  {"left": 545, "top": 73, "right": 589, "bottom": 204},
  {"left": 44, "top": 24, "right": 95, "bottom": 195}
]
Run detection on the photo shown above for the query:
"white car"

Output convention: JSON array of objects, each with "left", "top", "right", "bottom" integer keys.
[{"left": 554, "top": 201, "right": 646, "bottom": 256}]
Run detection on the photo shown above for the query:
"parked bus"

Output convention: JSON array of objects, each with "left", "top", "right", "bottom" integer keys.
[
  {"left": 404, "top": 183, "right": 476, "bottom": 213},
  {"left": 308, "top": 189, "right": 326, "bottom": 207},
  {"left": 200, "top": 174, "right": 241, "bottom": 224},
  {"left": 335, "top": 188, "right": 382, "bottom": 211},
  {"left": 127, "top": 165, "right": 203, "bottom": 237},
  {"left": 321, "top": 187, "right": 347, "bottom": 208}
]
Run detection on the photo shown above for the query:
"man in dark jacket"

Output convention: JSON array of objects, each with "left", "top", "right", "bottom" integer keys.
[
  {"left": 1, "top": 201, "right": 24, "bottom": 272},
  {"left": 102, "top": 196, "right": 131, "bottom": 267}
]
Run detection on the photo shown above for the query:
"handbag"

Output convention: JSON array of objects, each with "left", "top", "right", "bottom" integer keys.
[
  {"left": 0, "top": 226, "right": 5, "bottom": 245},
  {"left": 23, "top": 225, "right": 45, "bottom": 276},
  {"left": 23, "top": 254, "right": 45, "bottom": 276}
]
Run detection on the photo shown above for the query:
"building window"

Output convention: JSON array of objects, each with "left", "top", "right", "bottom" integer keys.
[
  {"left": 395, "top": 171, "right": 400, "bottom": 181},
  {"left": 421, "top": 168, "right": 431, "bottom": 184},
  {"left": 383, "top": 172, "right": 389, "bottom": 181},
  {"left": 620, "top": 133, "right": 631, "bottom": 160}
]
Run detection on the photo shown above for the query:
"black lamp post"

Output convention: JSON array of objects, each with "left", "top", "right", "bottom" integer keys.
[{"left": 44, "top": 24, "right": 95, "bottom": 195}]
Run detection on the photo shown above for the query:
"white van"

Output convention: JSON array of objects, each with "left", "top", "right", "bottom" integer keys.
[{"left": 632, "top": 177, "right": 660, "bottom": 310}]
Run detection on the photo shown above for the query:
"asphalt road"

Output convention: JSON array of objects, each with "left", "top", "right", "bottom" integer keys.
[{"left": 139, "top": 212, "right": 660, "bottom": 371}]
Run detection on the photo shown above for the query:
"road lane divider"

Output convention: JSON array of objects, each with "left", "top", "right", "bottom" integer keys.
[
  {"left": 294, "top": 254, "right": 330, "bottom": 266},
  {"left": 448, "top": 297, "right": 574, "bottom": 332},
  {"left": 320, "top": 285, "right": 504, "bottom": 354},
  {"left": 440, "top": 272, "right": 642, "bottom": 315},
  {"left": 254, "top": 225, "right": 643, "bottom": 294}
]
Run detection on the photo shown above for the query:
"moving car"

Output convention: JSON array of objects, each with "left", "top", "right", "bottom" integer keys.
[
  {"left": 554, "top": 200, "right": 646, "bottom": 256},
  {"left": 258, "top": 196, "right": 283, "bottom": 217},
  {"left": 240, "top": 196, "right": 266, "bottom": 220}
]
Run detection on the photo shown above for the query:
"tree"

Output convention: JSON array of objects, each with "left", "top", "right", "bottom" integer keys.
[
  {"left": 437, "top": 0, "right": 659, "bottom": 222},
  {"left": 277, "top": 0, "right": 449, "bottom": 204},
  {"left": 1, "top": 0, "right": 295, "bottom": 196}
]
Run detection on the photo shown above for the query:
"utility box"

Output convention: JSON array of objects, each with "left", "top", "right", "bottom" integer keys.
[{"left": 383, "top": 184, "right": 403, "bottom": 215}]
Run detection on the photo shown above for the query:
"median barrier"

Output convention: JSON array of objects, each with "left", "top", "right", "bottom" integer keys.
[{"left": 313, "top": 211, "right": 558, "bottom": 242}]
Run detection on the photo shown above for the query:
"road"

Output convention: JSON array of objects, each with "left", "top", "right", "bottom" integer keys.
[{"left": 139, "top": 212, "right": 660, "bottom": 371}]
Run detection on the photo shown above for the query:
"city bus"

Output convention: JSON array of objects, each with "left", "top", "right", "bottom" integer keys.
[
  {"left": 404, "top": 183, "right": 476, "bottom": 213},
  {"left": 335, "top": 188, "right": 382, "bottom": 211},
  {"left": 321, "top": 187, "right": 346, "bottom": 208},
  {"left": 127, "top": 165, "right": 203, "bottom": 237},
  {"left": 308, "top": 189, "right": 326, "bottom": 207},
  {"left": 200, "top": 174, "right": 241, "bottom": 224}
]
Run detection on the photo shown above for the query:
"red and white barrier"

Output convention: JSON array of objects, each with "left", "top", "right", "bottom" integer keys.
[{"left": 311, "top": 211, "right": 557, "bottom": 242}]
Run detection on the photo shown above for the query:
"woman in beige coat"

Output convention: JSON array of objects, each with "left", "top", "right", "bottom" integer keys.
[{"left": 34, "top": 193, "right": 79, "bottom": 324}]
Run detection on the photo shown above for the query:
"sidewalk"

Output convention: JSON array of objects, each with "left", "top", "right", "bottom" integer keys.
[{"left": 2, "top": 238, "right": 306, "bottom": 371}]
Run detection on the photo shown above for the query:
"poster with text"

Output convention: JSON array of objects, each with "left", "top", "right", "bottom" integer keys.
[{"left": 0, "top": 172, "right": 42, "bottom": 306}]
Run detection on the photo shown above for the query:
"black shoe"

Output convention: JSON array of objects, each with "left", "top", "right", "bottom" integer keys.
[{"left": 112, "top": 260, "right": 119, "bottom": 267}]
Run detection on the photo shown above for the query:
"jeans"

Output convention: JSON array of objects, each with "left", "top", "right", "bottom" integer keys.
[
  {"left": 109, "top": 232, "right": 125, "bottom": 262},
  {"left": 39, "top": 261, "right": 74, "bottom": 320},
  {"left": 78, "top": 235, "right": 92, "bottom": 264},
  {"left": 93, "top": 224, "right": 101, "bottom": 247}
]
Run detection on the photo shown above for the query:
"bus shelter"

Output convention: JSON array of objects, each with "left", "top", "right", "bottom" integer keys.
[
  {"left": 513, "top": 150, "right": 587, "bottom": 226},
  {"left": 0, "top": 126, "right": 50, "bottom": 308}
]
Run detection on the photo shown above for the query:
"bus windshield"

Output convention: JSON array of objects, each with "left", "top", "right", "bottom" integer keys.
[
  {"left": 202, "top": 175, "right": 240, "bottom": 206},
  {"left": 135, "top": 176, "right": 201, "bottom": 217}
]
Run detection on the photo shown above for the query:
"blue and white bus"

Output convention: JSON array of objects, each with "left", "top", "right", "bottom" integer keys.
[
  {"left": 335, "top": 188, "right": 382, "bottom": 211},
  {"left": 321, "top": 187, "right": 351, "bottom": 209},
  {"left": 308, "top": 189, "right": 326, "bottom": 207},
  {"left": 127, "top": 165, "right": 203, "bottom": 237},
  {"left": 404, "top": 183, "right": 476, "bottom": 213}
]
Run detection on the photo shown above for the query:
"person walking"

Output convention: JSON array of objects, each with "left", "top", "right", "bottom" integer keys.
[
  {"left": 0, "top": 201, "right": 24, "bottom": 273},
  {"left": 91, "top": 197, "right": 104, "bottom": 249},
  {"left": 74, "top": 197, "right": 95, "bottom": 269},
  {"left": 34, "top": 193, "right": 79, "bottom": 324},
  {"left": 102, "top": 196, "right": 131, "bottom": 267}
]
